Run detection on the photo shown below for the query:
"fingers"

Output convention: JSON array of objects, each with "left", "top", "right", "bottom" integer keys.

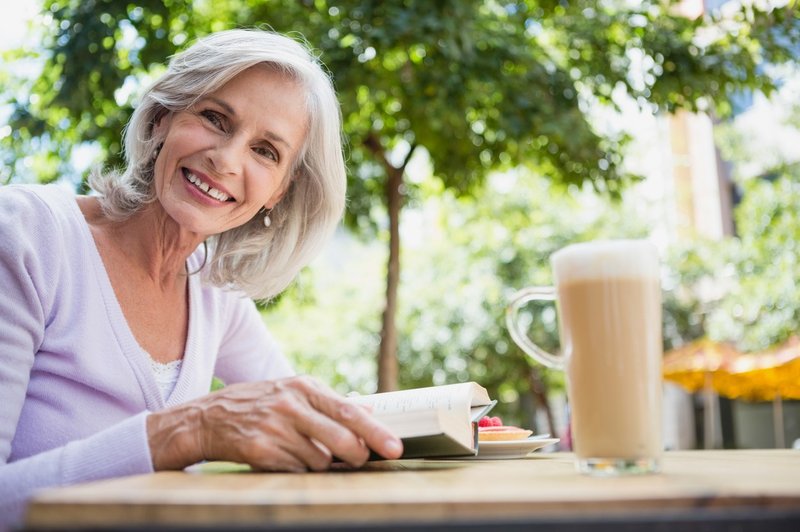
[
  {"left": 249, "top": 431, "right": 333, "bottom": 473},
  {"left": 323, "top": 400, "right": 404, "bottom": 462},
  {"left": 250, "top": 445, "right": 308, "bottom": 473},
  {"left": 191, "top": 377, "right": 403, "bottom": 473},
  {"left": 292, "top": 402, "right": 371, "bottom": 466},
  {"left": 294, "top": 378, "right": 404, "bottom": 464},
  {"left": 196, "top": 380, "right": 334, "bottom": 471}
]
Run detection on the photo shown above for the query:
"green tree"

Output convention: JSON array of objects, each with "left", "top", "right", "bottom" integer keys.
[
  {"left": 661, "top": 170, "right": 800, "bottom": 353},
  {"left": 706, "top": 167, "right": 800, "bottom": 351},
  {"left": 661, "top": 237, "right": 731, "bottom": 350},
  {"left": 661, "top": 94, "right": 800, "bottom": 353},
  {"left": 3, "top": 0, "right": 798, "bottom": 390}
]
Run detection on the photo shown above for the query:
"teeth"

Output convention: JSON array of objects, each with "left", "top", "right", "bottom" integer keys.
[{"left": 185, "top": 170, "right": 230, "bottom": 201}]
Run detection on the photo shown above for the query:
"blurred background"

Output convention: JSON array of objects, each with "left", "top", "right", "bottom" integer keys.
[{"left": 2, "top": 0, "right": 799, "bottom": 450}]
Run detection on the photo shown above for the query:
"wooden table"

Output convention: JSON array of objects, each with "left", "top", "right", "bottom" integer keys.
[{"left": 25, "top": 450, "right": 800, "bottom": 531}]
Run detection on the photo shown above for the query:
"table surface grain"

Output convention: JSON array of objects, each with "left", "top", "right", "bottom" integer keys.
[{"left": 24, "top": 450, "right": 800, "bottom": 529}]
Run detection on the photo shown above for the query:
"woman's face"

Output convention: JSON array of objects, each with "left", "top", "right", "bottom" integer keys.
[{"left": 152, "top": 65, "right": 308, "bottom": 236}]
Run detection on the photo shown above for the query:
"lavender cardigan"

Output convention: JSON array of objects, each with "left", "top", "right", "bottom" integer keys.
[{"left": 0, "top": 185, "right": 293, "bottom": 528}]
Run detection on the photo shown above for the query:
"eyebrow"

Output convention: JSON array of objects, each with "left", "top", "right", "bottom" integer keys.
[{"left": 202, "top": 96, "right": 293, "bottom": 150}]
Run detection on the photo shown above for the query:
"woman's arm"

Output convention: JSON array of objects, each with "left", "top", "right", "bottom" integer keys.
[
  {"left": 147, "top": 376, "right": 403, "bottom": 472},
  {"left": 0, "top": 414, "right": 154, "bottom": 527},
  {"left": 0, "top": 186, "right": 156, "bottom": 529},
  {"left": 212, "top": 295, "right": 294, "bottom": 384}
]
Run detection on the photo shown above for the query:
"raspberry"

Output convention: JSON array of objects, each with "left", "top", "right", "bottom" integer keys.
[
  {"left": 490, "top": 416, "right": 503, "bottom": 427},
  {"left": 478, "top": 416, "right": 493, "bottom": 427}
]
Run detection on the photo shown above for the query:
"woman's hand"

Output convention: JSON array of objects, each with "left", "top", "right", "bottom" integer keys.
[{"left": 146, "top": 376, "right": 403, "bottom": 472}]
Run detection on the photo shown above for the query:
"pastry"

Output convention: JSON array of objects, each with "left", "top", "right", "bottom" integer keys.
[{"left": 477, "top": 416, "right": 533, "bottom": 441}]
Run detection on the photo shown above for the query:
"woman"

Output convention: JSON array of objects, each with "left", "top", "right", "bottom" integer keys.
[{"left": 0, "top": 29, "right": 402, "bottom": 527}]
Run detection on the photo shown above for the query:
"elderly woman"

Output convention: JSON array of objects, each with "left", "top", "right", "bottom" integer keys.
[{"left": 0, "top": 29, "right": 402, "bottom": 527}]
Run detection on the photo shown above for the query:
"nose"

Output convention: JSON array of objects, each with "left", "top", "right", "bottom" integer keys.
[{"left": 207, "top": 136, "right": 245, "bottom": 177}]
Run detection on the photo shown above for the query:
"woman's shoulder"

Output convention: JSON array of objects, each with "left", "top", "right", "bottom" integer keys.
[
  {"left": 0, "top": 184, "right": 84, "bottom": 257},
  {"left": 196, "top": 276, "right": 256, "bottom": 314},
  {"left": 0, "top": 185, "right": 82, "bottom": 307},
  {"left": 193, "top": 265, "right": 261, "bottom": 326},
  {"left": 0, "top": 183, "right": 77, "bottom": 222}
]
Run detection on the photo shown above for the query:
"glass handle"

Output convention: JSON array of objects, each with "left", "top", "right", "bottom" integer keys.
[{"left": 505, "top": 286, "right": 564, "bottom": 370}]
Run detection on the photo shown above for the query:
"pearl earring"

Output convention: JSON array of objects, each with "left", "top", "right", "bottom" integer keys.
[{"left": 263, "top": 210, "right": 272, "bottom": 228}]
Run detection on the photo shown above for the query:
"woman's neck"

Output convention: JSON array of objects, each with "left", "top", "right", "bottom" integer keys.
[{"left": 79, "top": 197, "right": 205, "bottom": 289}]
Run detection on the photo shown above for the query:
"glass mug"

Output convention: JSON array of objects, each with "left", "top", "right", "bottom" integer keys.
[{"left": 506, "top": 240, "right": 663, "bottom": 476}]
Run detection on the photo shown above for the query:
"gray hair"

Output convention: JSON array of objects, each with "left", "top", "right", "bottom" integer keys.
[{"left": 90, "top": 29, "right": 347, "bottom": 300}]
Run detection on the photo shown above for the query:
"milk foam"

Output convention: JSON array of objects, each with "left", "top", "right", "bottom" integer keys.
[{"left": 551, "top": 240, "right": 659, "bottom": 284}]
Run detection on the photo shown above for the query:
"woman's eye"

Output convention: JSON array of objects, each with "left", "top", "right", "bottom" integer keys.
[
  {"left": 253, "top": 145, "right": 278, "bottom": 161},
  {"left": 200, "top": 110, "right": 225, "bottom": 130}
]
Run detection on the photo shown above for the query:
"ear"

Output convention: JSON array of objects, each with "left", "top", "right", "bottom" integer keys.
[{"left": 151, "top": 108, "right": 172, "bottom": 140}]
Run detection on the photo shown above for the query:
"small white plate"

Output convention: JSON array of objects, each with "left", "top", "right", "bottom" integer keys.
[{"left": 474, "top": 436, "right": 560, "bottom": 460}]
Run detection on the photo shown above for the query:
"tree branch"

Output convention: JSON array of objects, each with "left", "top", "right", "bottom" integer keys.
[
  {"left": 400, "top": 142, "right": 418, "bottom": 173},
  {"left": 364, "top": 132, "right": 396, "bottom": 176}
]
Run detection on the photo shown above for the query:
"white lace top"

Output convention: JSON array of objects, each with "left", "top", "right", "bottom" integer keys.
[{"left": 147, "top": 355, "right": 183, "bottom": 400}]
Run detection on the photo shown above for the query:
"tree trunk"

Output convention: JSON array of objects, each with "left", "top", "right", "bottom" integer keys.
[
  {"left": 377, "top": 164, "right": 403, "bottom": 392},
  {"left": 527, "top": 367, "right": 556, "bottom": 437},
  {"left": 363, "top": 135, "right": 417, "bottom": 393}
]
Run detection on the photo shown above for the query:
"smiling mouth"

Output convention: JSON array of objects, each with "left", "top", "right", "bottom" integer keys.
[{"left": 182, "top": 168, "right": 234, "bottom": 202}]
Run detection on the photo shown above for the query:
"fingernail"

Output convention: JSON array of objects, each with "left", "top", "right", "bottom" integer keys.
[{"left": 385, "top": 438, "right": 403, "bottom": 456}]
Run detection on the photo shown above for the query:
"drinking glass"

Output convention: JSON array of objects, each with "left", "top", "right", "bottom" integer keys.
[{"left": 506, "top": 240, "right": 663, "bottom": 476}]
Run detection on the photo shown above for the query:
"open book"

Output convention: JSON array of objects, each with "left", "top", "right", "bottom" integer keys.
[{"left": 348, "top": 382, "right": 496, "bottom": 459}]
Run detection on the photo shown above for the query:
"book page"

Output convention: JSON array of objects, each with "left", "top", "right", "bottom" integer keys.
[
  {"left": 349, "top": 382, "right": 480, "bottom": 414},
  {"left": 348, "top": 382, "right": 492, "bottom": 457}
]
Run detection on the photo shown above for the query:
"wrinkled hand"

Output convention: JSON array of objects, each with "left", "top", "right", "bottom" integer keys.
[{"left": 146, "top": 376, "right": 403, "bottom": 472}]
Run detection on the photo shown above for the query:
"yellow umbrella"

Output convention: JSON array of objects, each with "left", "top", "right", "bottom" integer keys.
[
  {"left": 662, "top": 338, "right": 741, "bottom": 449},
  {"left": 664, "top": 336, "right": 800, "bottom": 448},
  {"left": 663, "top": 338, "right": 741, "bottom": 391},
  {"left": 715, "top": 336, "right": 800, "bottom": 401},
  {"left": 712, "top": 336, "right": 800, "bottom": 447}
]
